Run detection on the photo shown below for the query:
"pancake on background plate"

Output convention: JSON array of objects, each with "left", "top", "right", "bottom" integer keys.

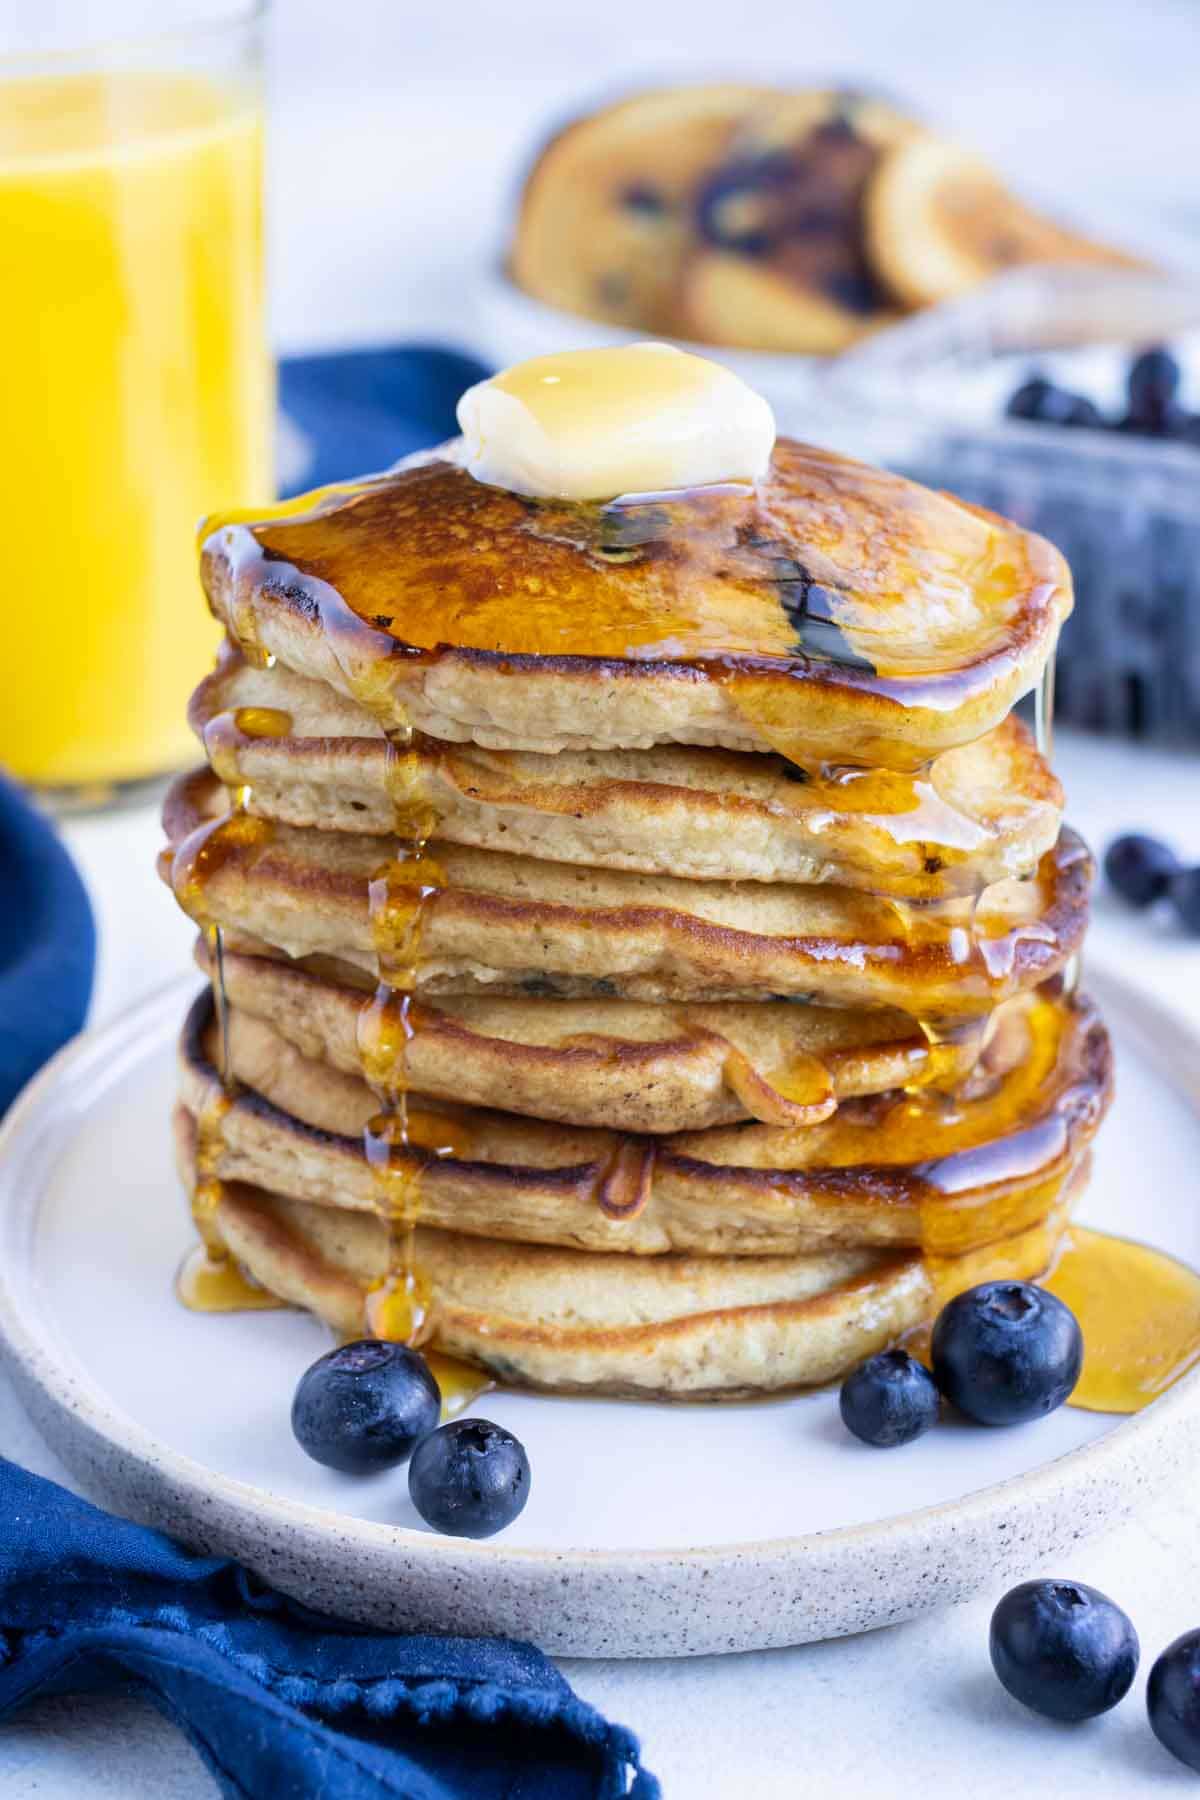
[{"left": 508, "top": 82, "right": 1140, "bottom": 352}]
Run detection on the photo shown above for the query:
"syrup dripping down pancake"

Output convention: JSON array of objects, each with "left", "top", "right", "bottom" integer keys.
[
  {"left": 192, "top": 647, "right": 1063, "bottom": 900},
  {"left": 199, "top": 437, "right": 1071, "bottom": 770},
  {"left": 173, "top": 1132, "right": 1084, "bottom": 1400},
  {"left": 176, "top": 985, "right": 1110, "bottom": 1259},
  {"left": 200, "top": 940, "right": 987, "bottom": 1133},
  {"left": 162, "top": 769, "right": 1090, "bottom": 1017}
]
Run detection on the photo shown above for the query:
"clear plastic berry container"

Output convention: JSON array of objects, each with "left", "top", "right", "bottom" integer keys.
[{"left": 804, "top": 267, "right": 1200, "bottom": 745}]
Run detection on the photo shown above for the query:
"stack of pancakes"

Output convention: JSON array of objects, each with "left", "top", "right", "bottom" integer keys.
[{"left": 162, "top": 436, "right": 1112, "bottom": 1398}]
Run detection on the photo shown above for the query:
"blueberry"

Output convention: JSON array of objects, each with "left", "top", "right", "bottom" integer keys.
[
  {"left": 1148, "top": 1629, "right": 1200, "bottom": 1772},
  {"left": 991, "top": 1580, "right": 1139, "bottom": 1721},
  {"left": 621, "top": 183, "right": 667, "bottom": 218},
  {"left": 839, "top": 1349, "right": 940, "bottom": 1447},
  {"left": 1128, "top": 345, "right": 1181, "bottom": 429},
  {"left": 695, "top": 156, "right": 785, "bottom": 256},
  {"left": 292, "top": 1339, "right": 441, "bottom": 1474},
  {"left": 1006, "top": 376, "right": 1054, "bottom": 421},
  {"left": 408, "top": 1417, "right": 530, "bottom": 1538},
  {"left": 1061, "top": 395, "right": 1104, "bottom": 430},
  {"left": 1169, "top": 867, "right": 1200, "bottom": 936},
  {"left": 1118, "top": 405, "right": 1187, "bottom": 440},
  {"left": 1104, "top": 832, "right": 1179, "bottom": 907},
  {"left": 931, "top": 1281, "right": 1082, "bottom": 1426},
  {"left": 1006, "top": 377, "right": 1099, "bottom": 428}
]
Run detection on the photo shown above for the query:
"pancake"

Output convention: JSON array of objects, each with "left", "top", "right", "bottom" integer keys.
[
  {"left": 864, "top": 134, "right": 1142, "bottom": 311},
  {"left": 177, "top": 985, "right": 1111, "bottom": 1258},
  {"left": 199, "top": 437, "right": 1072, "bottom": 770},
  {"left": 509, "top": 83, "right": 914, "bottom": 352},
  {"left": 508, "top": 83, "right": 768, "bottom": 334},
  {"left": 176, "top": 1139, "right": 1082, "bottom": 1397},
  {"left": 192, "top": 647, "right": 1063, "bottom": 899},
  {"left": 163, "top": 770, "right": 1090, "bottom": 1015},
  {"left": 674, "top": 93, "right": 915, "bottom": 351},
  {"left": 203, "top": 943, "right": 986, "bottom": 1133}
]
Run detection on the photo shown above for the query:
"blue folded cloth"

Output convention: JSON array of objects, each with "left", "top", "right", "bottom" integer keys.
[
  {"left": 0, "top": 1457, "right": 658, "bottom": 1798},
  {"left": 0, "top": 773, "right": 95, "bottom": 1116},
  {"left": 278, "top": 344, "right": 491, "bottom": 494}
]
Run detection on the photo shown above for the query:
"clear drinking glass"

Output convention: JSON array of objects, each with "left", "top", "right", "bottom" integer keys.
[{"left": 0, "top": 2, "right": 273, "bottom": 808}]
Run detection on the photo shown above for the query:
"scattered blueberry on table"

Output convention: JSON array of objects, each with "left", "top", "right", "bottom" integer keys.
[
  {"left": 409, "top": 1417, "right": 531, "bottom": 1538},
  {"left": 292, "top": 1339, "right": 441, "bottom": 1474},
  {"left": 1005, "top": 344, "right": 1200, "bottom": 445},
  {"left": 838, "top": 1348, "right": 940, "bottom": 1447},
  {"left": 1148, "top": 1629, "right": 1200, "bottom": 1772},
  {"left": 1104, "top": 831, "right": 1200, "bottom": 936},
  {"left": 990, "top": 1580, "right": 1139, "bottom": 1721},
  {"left": 930, "top": 1281, "right": 1083, "bottom": 1427},
  {"left": 985, "top": 1588, "right": 1200, "bottom": 1766}
]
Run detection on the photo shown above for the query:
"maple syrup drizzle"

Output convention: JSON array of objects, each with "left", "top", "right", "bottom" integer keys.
[
  {"left": 420, "top": 1351, "right": 494, "bottom": 1419},
  {"left": 174, "top": 706, "right": 288, "bottom": 1314},
  {"left": 1043, "top": 1228, "right": 1200, "bottom": 1413},
  {"left": 198, "top": 441, "right": 1068, "bottom": 773},
  {"left": 356, "top": 730, "right": 450, "bottom": 1344}
]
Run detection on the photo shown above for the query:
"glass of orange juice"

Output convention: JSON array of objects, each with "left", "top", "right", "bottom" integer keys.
[{"left": 0, "top": 3, "right": 273, "bottom": 807}]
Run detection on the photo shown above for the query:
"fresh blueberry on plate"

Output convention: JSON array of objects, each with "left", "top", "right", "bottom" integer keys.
[
  {"left": 408, "top": 1417, "right": 530, "bottom": 1538},
  {"left": 990, "top": 1579, "right": 1139, "bottom": 1721},
  {"left": 839, "top": 1348, "right": 940, "bottom": 1447},
  {"left": 292, "top": 1339, "right": 441, "bottom": 1474},
  {"left": 1168, "top": 867, "right": 1200, "bottom": 937},
  {"left": 1148, "top": 1629, "right": 1200, "bottom": 1771},
  {"left": 1103, "top": 832, "right": 1178, "bottom": 908},
  {"left": 931, "top": 1281, "right": 1083, "bottom": 1426}
]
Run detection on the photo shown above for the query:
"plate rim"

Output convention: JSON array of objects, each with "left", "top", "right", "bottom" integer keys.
[{"left": 2, "top": 965, "right": 1198, "bottom": 1652}]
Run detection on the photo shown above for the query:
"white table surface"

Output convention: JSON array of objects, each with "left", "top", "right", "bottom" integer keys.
[{"left": 5, "top": 0, "right": 1200, "bottom": 1790}]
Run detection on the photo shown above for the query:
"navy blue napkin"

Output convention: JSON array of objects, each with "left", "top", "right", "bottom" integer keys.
[
  {"left": 0, "top": 1457, "right": 658, "bottom": 1798},
  {"left": 278, "top": 345, "right": 491, "bottom": 495},
  {"left": 0, "top": 773, "right": 95, "bottom": 1115}
]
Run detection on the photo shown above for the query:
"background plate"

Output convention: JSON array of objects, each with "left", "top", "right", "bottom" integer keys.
[{"left": 1, "top": 967, "right": 1198, "bottom": 1657}]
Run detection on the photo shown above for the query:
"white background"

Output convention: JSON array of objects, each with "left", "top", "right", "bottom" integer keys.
[{"left": 3, "top": 0, "right": 1200, "bottom": 1793}]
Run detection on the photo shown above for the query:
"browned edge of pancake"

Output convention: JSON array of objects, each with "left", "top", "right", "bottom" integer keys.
[
  {"left": 161, "top": 767, "right": 1093, "bottom": 1015},
  {"left": 176, "top": 983, "right": 1111, "bottom": 1258}
]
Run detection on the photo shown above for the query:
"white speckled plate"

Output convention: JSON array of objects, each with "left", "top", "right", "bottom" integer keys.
[{"left": 1, "top": 967, "right": 1199, "bottom": 1658}]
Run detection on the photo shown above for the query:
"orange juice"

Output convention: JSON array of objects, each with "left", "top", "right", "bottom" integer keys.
[{"left": 0, "top": 70, "right": 272, "bottom": 792}]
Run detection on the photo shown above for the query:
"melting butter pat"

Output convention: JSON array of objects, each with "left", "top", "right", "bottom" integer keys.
[{"left": 456, "top": 343, "right": 776, "bottom": 501}]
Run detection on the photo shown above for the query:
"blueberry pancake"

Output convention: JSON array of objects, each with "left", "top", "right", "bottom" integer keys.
[
  {"left": 676, "top": 92, "right": 916, "bottom": 351},
  {"left": 162, "top": 768, "right": 1091, "bottom": 1016},
  {"left": 202, "top": 941, "right": 989, "bottom": 1133},
  {"left": 865, "top": 134, "right": 1144, "bottom": 312},
  {"left": 175, "top": 985, "right": 1109, "bottom": 1260},
  {"left": 508, "top": 82, "right": 1139, "bottom": 352},
  {"left": 189, "top": 1163, "right": 1080, "bottom": 1399},
  {"left": 509, "top": 83, "right": 767, "bottom": 334},
  {"left": 200, "top": 437, "right": 1072, "bottom": 769},
  {"left": 192, "top": 647, "right": 1063, "bottom": 900}
]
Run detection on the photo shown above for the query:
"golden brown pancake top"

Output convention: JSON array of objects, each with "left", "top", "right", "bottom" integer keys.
[{"left": 202, "top": 438, "right": 1070, "bottom": 689}]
